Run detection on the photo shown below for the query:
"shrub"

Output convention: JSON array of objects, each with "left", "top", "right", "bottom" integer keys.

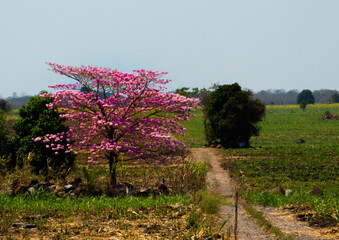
[
  {"left": 299, "top": 100, "right": 307, "bottom": 111},
  {"left": 11, "top": 91, "right": 74, "bottom": 176},
  {"left": 204, "top": 83, "right": 265, "bottom": 147}
]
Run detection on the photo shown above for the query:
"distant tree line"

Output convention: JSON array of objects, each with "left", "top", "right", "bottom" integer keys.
[
  {"left": 174, "top": 87, "right": 339, "bottom": 105},
  {"left": 2, "top": 88, "right": 339, "bottom": 111},
  {"left": 313, "top": 90, "right": 339, "bottom": 104},
  {"left": 254, "top": 89, "right": 339, "bottom": 105},
  {"left": 5, "top": 96, "right": 31, "bottom": 109},
  {"left": 253, "top": 89, "right": 299, "bottom": 105}
]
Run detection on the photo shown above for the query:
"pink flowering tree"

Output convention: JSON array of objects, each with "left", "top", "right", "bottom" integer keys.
[{"left": 36, "top": 63, "right": 199, "bottom": 184}]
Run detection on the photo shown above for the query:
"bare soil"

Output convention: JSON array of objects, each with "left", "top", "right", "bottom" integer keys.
[{"left": 190, "top": 148, "right": 338, "bottom": 240}]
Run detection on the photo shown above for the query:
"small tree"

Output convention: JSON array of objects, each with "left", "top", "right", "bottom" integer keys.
[
  {"left": 0, "top": 99, "right": 11, "bottom": 112},
  {"left": 297, "top": 89, "right": 315, "bottom": 104},
  {"left": 36, "top": 63, "right": 199, "bottom": 184},
  {"left": 204, "top": 83, "right": 265, "bottom": 148},
  {"left": 12, "top": 91, "right": 74, "bottom": 175},
  {"left": 299, "top": 100, "right": 307, "bottom": 111}
]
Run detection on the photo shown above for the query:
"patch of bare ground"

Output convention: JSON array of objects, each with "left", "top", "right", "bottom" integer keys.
[
  {"left": 254, "top": 205, "right": 338, "bottom": 240},
  {"left": 190, "top": 148, "right": 338, "bottom": 240}
]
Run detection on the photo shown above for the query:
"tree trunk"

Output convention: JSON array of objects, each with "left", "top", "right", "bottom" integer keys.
[
  {"left": 110, "top": 165, "right": 117, "bottom": 185},
  {"left": 108, "top": 152, "right": 118, "bottom": 185}
]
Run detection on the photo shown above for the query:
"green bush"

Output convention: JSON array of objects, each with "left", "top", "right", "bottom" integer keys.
[
  {"left": 297, "top": 89, "right": 315, "bottom": 104},
  {"left": 299, "top": 100, "right": 307, "bottom": 111},
  {"left": 204, "top": 83, "right": 265, "bottom": 147},
  {"left": 10, "top": 91, "right": 74, "bottom": 176}
]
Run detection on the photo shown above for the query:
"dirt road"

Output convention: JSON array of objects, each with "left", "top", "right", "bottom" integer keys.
[{"left": 190, "top": 148, "right": 337, "bottom": 240}]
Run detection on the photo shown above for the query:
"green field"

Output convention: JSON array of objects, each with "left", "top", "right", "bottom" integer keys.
[
  {"left": 176, "top": 110, "right": 207, "bottom": 148},
  {"left": 181, "top": 104, "right": 339, "bottom": 225},
  {"left": 252, "top": 104, "right": 339, "bottom": 147}
]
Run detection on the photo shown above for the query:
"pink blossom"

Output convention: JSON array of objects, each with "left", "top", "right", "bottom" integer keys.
[{"left": 37, "top": 63, "right": 199, "bottom": 182}]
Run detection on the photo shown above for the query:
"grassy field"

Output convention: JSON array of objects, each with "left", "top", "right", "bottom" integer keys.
[
  {"left": 176, "top": 110, "right": 207, "bottom": 148},
  {"left": 180, "top": 104, "right": 339, "bottom": 227},
  {"left": 252, "top": 104, "right": 339, "bottom": 147}
]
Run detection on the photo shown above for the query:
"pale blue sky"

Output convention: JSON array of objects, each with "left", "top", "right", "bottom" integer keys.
[{"left": 1, "top": 0, "right": 338, "bottom": 98}]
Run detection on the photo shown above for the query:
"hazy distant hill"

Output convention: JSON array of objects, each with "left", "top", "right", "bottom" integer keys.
[
  {"left": 253, "top": 89, "right": 298, "bottom": 105},
  {"left": 6, "top": 96, "right": 31, "bottom": 109}
]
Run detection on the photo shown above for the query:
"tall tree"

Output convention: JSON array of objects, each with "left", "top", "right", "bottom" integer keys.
[
  {"left": 204, "top": 83, "right": 265, "bottom": 148},
  {"left": 297, "top": 89, "right": 315, "bottom": 104},
  {"left": 36, "top": 63, "right": 199, "bottom": 184}
]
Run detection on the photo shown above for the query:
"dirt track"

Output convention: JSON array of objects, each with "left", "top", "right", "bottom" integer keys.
[{"left": 190, "top": 148, "right": 337, "bottom": 240}]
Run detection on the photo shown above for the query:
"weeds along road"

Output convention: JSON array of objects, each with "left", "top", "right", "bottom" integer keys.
[
  {"left": 190, "top": 148, "right": 274, "bottom": 240},
  {"left": 190, "top": 148, "right": 335, "bottom": 240}
]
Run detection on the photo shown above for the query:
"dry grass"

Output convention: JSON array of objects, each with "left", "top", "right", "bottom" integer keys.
[
  {"left": 2, "top": 200, "right": 214, "bottom": 239},
  {"left": 0, "top": 153, "right": 231, "bottom": 239}
]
